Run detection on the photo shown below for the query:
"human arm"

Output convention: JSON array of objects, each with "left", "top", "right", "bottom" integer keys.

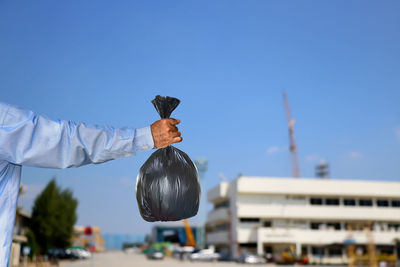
[{"left": 0, "top": 102, "right": 155, "bottom": 168}]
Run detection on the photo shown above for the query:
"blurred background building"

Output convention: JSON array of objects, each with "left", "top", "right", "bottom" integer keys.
[
  {"left": 9, "top": 207, "right": 31, "bottom": 267},
  {"left": 151, "top": 224, "right": 204, "bottom": 248},
  {"left": 206, "top": 176, "right": 400, "bottom": 264},
  {"left": 72, "top": 226, "right": 105, "bottom": 252}
]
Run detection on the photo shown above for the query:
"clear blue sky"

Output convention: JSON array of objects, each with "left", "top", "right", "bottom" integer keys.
[{"left": 1, "top": 1, "right": 399, "bottom": 234}]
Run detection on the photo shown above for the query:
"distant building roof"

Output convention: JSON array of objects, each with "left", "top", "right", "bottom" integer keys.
[{"left": 17, "top": 207, "right": 31, "bottom": 218}]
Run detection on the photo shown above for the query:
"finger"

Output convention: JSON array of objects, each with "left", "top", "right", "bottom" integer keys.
[
  {"left": 168, "top": 126, "right": 178, "bottom": 133},
  {"left": 168, "top": 118, "right": 180, "bottom": 125},
  {"left": 171, "top": 136, "right": 182, "bottom": 144},
  {"left": 169, "top": 132, "right": 181, "bottom": 139}
]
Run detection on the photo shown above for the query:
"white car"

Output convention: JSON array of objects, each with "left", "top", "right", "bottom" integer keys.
[
  {"left": 238, "top": 254, "right": 265, "bottom": 264},
  {"left": 189, "top": 249, "right": 220, "bottom": 261},
  {"left": 68, "top": 249, "right": 91, "bottom": 259},
  {"left": 147, "top": 250, "right": 164, "bottom": 260}
]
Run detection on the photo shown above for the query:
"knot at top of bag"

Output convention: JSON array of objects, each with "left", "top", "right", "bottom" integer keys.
[{"left": 151, "top": 95, "right": 180, "bottom": 119}]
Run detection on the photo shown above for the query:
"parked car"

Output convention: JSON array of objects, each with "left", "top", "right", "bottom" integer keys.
[
  {"left": 67, "top": 248, "right": 91, "bottom": 259},
  {"left": 48, "top": 248, "right": 80, "bottom": 260},
  {"left": 48, "top": 249, "right": 66, "bottom": 260},
  {"left": 189, "top": 249, "right": 220, "bottom": 262},
  {"left": 147, "top": 250, "right": 164, "bottom": 260},
  {"left": 238, "top": 254, "right": 266, "bottom": 264},
  {"left": 172, "top": 246, "right": 195, "bottom": 260}
]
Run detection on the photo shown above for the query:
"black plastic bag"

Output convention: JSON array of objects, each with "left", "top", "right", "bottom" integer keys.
[{"left": 136, "top": 95, "right": 201, "bottom": 222}]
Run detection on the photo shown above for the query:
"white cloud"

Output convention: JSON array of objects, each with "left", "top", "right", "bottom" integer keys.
[
  {"left": 305, "top": 154, "right": 327, "bottom": 164},
  {"left": 266, "top": 146, "right": 287, "bottom": 154},
  {"left": 348, "top": 151, "right": 363, "bottom": 159},
  {"left": 266, "top": 146, "right": 280, "bottom": 154}
]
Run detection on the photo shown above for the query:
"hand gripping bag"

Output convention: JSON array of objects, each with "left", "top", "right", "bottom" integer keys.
[{"left": 136, "top": 95, "right": 201, "bottom": 222}]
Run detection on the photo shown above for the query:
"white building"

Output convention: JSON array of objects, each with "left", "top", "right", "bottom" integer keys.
[{"left": 206, "top": 176, "right": 400, "bottom": 263}]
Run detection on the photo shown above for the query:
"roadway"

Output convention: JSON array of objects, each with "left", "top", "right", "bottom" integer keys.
[
  {"left": 60, "top": 250, "right": 236, "bottom": 267},
  {"left": 59, "top": 251, "right": 348, "bottom": 267}
]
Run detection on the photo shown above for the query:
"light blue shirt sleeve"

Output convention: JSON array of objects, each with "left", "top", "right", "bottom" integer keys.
[
  {"left": 0, "top": 101, "right": 155, "bottom": 267},
  {"left": 0, "top": 102, "right": 154, "bottom": 168}
]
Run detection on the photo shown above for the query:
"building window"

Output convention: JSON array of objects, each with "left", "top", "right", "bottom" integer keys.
[
  {"left": 328, "top": 247, "right": 343, "bottom": 257},
  {"left": 214, "top": 200, "right": 230, "bottom": 209},
  {"left": 301, "top": 247, "right": 308, "bottom": 256},
  {"left": 345, "top": 222, "right": 370, "bottom": 231},
  {"left": 326, "top": 198, "right": 340, "bottom": 206},
  {"left": 264, "top": 246, "right": 273, "bottom": 253},
  {"left": 359, "top": 199, "right": 373, "bottom": 206},
  {"left": 240, "top": 218, "right": 260, "bottom": 223},
  {"left": 391, "top": 200, "right": 400, "bottom": 207},
  {"left": 311, "top": 246, "right": 324, "bottom": 256},
  {"left": 239, "top": 243, "right": 257, "bottom": 248},
  {"left": 263, "top": 221, "right": 272, "bottom": 227},
  {"left": 311, "top": 222, "right": 323, "bottom": 230},
  {"left": 344, "top": 223, "right": 353, "bottom": 231},
  {"left": 344, "top": 199, "right": 356, "bottom": 206},
  {"left": 379, "top": 246, "right": 394, "bottom": 254},
  {"left": 327, "top": 222, "right": 341, "bottom": 230},
  {"left": 377, "top": 200, "right": 389, "bottom": 207},
  {"left": 310, "top": 198, "right": 323, "bottom": 205},
  {"left": 215, "top": 223, "right": 230, "bottom": 231}
]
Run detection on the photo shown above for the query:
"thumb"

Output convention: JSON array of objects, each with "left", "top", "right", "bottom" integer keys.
[{"left": 171, "top": 136, "right": 183, "bottom": 144}]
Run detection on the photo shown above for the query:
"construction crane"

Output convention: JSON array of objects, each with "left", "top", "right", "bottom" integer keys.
[
  {"left": 183, "top": 219, "right": 196, "bottom": 247},
  {"left": 181, "top": 158, "right": 209, "bottom": 248},
  {"left": 283, "top": 92, "right": 301, "bottom": 177}
]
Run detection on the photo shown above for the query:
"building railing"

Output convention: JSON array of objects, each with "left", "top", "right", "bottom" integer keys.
[
  {"left": 236, "top": 204, "right": 400, "bottom": 221},
  {"left": 207, "top": 207, "right": 230, "bottom": 224},
  {"left": 207, "top": 182, "right": 229, "bottom": 203},
  {"left": 238, "top": 227, "right": 400, "bottom": 244},
  {"left": 206, "top": 230, "right": 229, "bottom": 244}
]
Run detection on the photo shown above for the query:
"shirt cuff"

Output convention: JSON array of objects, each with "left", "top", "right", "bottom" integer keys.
[{"left": 133, "top": 126, "right": 154, "bottom": 153}]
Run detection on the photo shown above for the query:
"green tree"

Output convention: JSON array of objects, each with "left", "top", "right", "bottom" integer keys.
[{"left": 30, "top": 178, "right": 78, "bottom": 253}]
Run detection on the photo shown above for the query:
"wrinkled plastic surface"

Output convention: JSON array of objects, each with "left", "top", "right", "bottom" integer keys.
[{"left": 136, "top": 95, "right": 201, "bottom": 222}]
